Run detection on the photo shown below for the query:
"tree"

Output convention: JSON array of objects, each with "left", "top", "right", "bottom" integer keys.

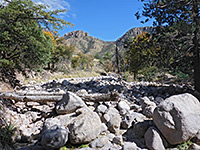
[
  {"left": 136, "top": 0, "right": 200, "bottom": 92},
  {"left": 0, "top": 0, "right": 72, "bottom": 86},
  {"left": 71, "top": 52, "right": 94, "bottom": 70},
  {"left": 43, "top": 31, "right": 75, "bottom": 70},
  {"left": 125, "top": 32, "right": 159, "bottom": 78}
]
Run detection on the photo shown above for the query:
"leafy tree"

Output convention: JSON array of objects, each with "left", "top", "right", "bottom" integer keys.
[
  {"left": 136, "top": 0, "right": 200, "bottom": 92},
  {"left": 0, "top": 0, "right": 72, "bottom": 86},
  {"left": 125, "top": 32, "right": 159, "bottom": 78},
  {"left": 99, "top": 51, "right": 115, "bottom": 73},
  {"left": 43, "top": 31, "right": 75, "bottom": 70},
  {"left": 71, "top": 52, "right": 94, "bottom": 70}
]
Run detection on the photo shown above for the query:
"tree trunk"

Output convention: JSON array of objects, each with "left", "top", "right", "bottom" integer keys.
[
  {"left": 115, "top": 45, "right": 120, "bottom": 74},
  {"left": 192, "top": 0, "right": 200, "bottom": 93},
  {"left": 47, "top": 62, "right": 51, "bottom": 70}
]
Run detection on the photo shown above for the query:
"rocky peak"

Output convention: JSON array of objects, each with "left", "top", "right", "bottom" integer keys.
[
  {"left": 62, "top": 27, "right": 154, "bottom": 55},
  {"left": 64, "top": 30, "right": 89, "bottom": 39},
  {"left": 116, "top": 26, "right": 154, "bottom": 49}
]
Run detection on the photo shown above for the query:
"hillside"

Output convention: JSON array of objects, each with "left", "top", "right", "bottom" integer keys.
[
  {"left": 63, "top": 27, "right": 154, "bottom": 56},
  {"left": 63, "top": 31, "right": 115, "bottom": 56}
]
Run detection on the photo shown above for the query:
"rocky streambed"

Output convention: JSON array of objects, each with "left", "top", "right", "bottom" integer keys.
[{"left": 0, "top": 75, "right": 200, "bottom": 150}]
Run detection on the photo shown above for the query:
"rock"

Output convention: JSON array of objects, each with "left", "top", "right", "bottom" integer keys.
[
  {"left": 154, "top": 97, "right": 164, "bottom": 105},
  {"left": 113, "top": 135, "right": 123, "bottom": 145},
  {"left": 90, "top": 136, "right": 110, "bottom": 148},
  {"left": 193, "top": 90, "right": 200, "bottom": 100},
  {"left": 119, "top": 109, "right": 128, "bottom": 116},
  {"left": 188, "top": 143, "right": 200, "bottom": 150},
  {"left": 55, "top": 113, "right": 76, "bottom": 128},
  {"left": 101, "top": 123, "right": 108, "bottom": 133},
  {"left": 118, "top": 100, "right": 130, "bottom": 112},
  {"left": 133, "top": 120, "right": 153, "bottom": 138},
  {"left": 192, "top": 129, "right": 200, "bottom": 145},
  {"left": 144, "top": 127, "right": 165, "bottom": 150},
  {"left": 41, "top": 125, "right": 68, "bottom": 150},
  {"left": 107, "top": 133, "right": 115, "bottom": 141},
  {"left": 131, "top": 111, "right": 148, "bottom": 123},
  {"left": 56, "top": 91, "right": 87, "bottom": 114},
  {"left": 107, "top": 115, "right": 122, "bottom": 133},
  {"left": 103, "top": 107, "right": 121, "bottom": 133},
  {"left": 143, "top": 105, "right": 156, "bottom": 118},
  {"left": 18, "top": 145, "right": 44, "bottom": 150},
  {"left": 68, "top": 109, "right": 102, "bottom": 144},
  {"left": 122, "top": 111, "right": 148, "bottom": 129},
  {"left": 76, "top": 89, "right": 88, "bottom": 95},
  {"left": 42, "top": 118, "right": 61, "bottom": 131},
  {"left": 130, "top": 104, "right": 142, "bottom": 112},
  {"left": 96, "top": 104, "right": 107, "bottom": 114},
  {"left": 106, "top": 107, "right": 119, "bottom": 117},
  {"left": 62, "top": 80, "right": 68, "bottom": 86},
  {"left": 139, "top": 97, "right": 156, "bottom": 118},
  {"left": 121, "top": 113, "right": 135, "bottom": 129},
  {"left": 123, "top": 142, "right": 140, "bottom": 150},
  {"left": 153, "top": 93, "right": 200, "bottom": 145},
  {"left": 102, "top": 113, "right": 110, "bottom": 123}
]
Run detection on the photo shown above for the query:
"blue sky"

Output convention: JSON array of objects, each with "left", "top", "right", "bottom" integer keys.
[{"left": 33, "top": 0, "right": 153, "bottom": 41}]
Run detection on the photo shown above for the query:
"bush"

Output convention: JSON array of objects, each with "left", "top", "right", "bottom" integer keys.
[
  {"left": 71, "top": 52, "right": 94, "bottom": 70},
  {"left": 177, "top": 141, "right": 192, "bottom": 150},
  {"left": 137, "top": 66, "right": 159, "bottom": 81},
  {"left": 0, "top": 118, "right": 17, "bottom": 148}
]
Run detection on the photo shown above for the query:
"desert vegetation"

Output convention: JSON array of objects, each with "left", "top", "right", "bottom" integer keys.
[{"left": 0, "top": 0, "right": 200, "bottom": 149}]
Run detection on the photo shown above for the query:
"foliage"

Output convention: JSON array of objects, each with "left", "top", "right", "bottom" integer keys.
[
  {"left": 71, "top": 52, "right": 94, "bottom": 70},
  {"left": 44, "top": 32, "right": 75, "bottom": 70},
  {"left": 101, "top": 60, "right": 115, "bottom": 73},
  {"left": 171, "top": 67, "right": 191, "bottom": 81},
  {"left": 0, "top": 0, "right": 72, "bottom": 86},
  {"left": 59, "top": 143, "right": 89, "bottom": 150},
  {"left": 78, "top": 144, "right": 89, "bottom": 148},
  {"left": 99, "top": 51, "right": 115, "bottom": 72},
  {"left": 0, "top": 118, "right": 17, "bottom": 148},
  {"left": 125, "top": 32, "right": 159, "bottom": 78},
  {"left": 59, "top": 146, "right": 69, "bottom": 150},
  {"left": 177, "top": 140, "right": 193, "bottom": 150},
  {"left": 136, "top": 0, "right": 200, "bottom": 91},
  {"left": 137, "top": 66, "right": 159, "bottom": 81}
]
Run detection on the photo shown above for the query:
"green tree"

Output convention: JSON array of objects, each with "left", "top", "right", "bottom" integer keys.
[
  {"left": 136, "top": 0, "right": 200, "bottom": 92},
  {"left": 0, "top": 0, "right": 72, "bottom": 86},
  {"left": 125, "top": 32, "right": 159, "bottom": 78},
  {"left": 43, "top": 31, "right": 75, "bottom": 70},
  {"left": 99, "top": 51, "right": 115, "bottom": 73},
  {"left": 71, "top": 52, "right": 94, "bottom": 70}
]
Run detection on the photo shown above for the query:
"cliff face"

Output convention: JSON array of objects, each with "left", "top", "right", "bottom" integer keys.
[
  {"left": 62, "top": 27, "right": 153, "bottom": 56},
  {"left": 63, "top": 30, "right": 115, "bottom": 56}
]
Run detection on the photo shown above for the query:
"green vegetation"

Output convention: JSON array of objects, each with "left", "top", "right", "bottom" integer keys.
[
  {"left": 0, "top": 0, "right": 199, "bottom": 89},
  {"left": 59, "top": 143, "right": 89, "bottom": 150},
  {"left": 0, "top": 0, "right": 72, "bottom": 86},
  {"left": 99, "top": 51, "right": 115, "bottom": 73},
  {"left": 135, "top": 0, "right": 200, "bottom": 92},
  {"left": 71, "top": 52, "right": 94, "bottom": 70},
  {"left": 43, "top": 31, "right": 75, "bottom": 70},
  {"left": 177, "top": 141, "right": 193, "bottom": 150},
  {"left": 0, "top": 118, "right": 17, "bottom": 148},
  {"left": 125, "top": 32, "right": 159, "bottom": 79},
  {"left": 59, "top": 146, "right": 69, "bottom": 150}
]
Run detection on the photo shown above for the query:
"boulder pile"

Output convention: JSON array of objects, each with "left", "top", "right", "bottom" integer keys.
[{"left": 0, "top": 75, "right": 199, "bottom": 150}]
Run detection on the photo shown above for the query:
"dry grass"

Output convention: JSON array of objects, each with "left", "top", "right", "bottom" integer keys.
[
  {"left": 19, "top": 67, "right": 105, "bottom": 85},
  {"left": 0, "top": 82, "right": 14, "bottom": 92}
]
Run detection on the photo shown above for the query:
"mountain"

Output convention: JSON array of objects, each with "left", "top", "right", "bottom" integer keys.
[
  {"left": 116, "top": 26, "right": 154, "bottom": 50},
  {"left": 62, "top": 27, "right": 154, "bottom": 56}
]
